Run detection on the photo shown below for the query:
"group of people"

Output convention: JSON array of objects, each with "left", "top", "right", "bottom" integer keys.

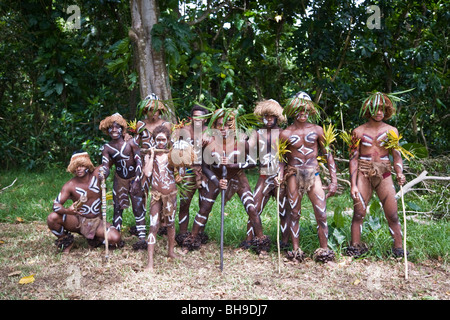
[{"left": 47, "top": 90, "right": 408, "bottom": 271}]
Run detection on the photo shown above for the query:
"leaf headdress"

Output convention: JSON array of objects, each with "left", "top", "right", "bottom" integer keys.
[
  {"left": 360, "top": 89, "right": 414, "bottom": 120},
  {"left": 283, "top": 91, "right": 322, "bottom": 124},
  {"left": 136, "top": 93, "right": 172, "bottom": 120},
  {"left": 194, "top": 93, "right": 260, "bottom": 136}
]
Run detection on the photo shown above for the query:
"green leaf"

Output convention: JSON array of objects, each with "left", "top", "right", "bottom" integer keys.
[
  {"left": 369, "top": 200, "right": 382, "bottom": 216},
  {"left": 367, "top": 216, "right": 381, "bottom": 231},
  {"left": 332, "top": 228, "right": 346, "bottom": 245},
  {"left": 407, "top": 201, "right": 422, "bottom": 211},
  {"left": 333, "top": 205, "right": 346, "bottom": 228},
  {"left": 55, "top": 83, "right": 64, "bottom": 95},
  {"left": 402, "top": 143, "right": 428, "bottom": 159}
]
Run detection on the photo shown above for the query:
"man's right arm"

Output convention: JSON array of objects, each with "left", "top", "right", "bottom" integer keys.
[
  {"left": 349, "top": 129, "right": 360, "bottom": 199},
  {"left": 53, "top": 184, "right": 78, "bottom": 216}
]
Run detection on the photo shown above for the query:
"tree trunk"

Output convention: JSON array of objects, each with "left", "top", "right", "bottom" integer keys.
[{"left": 129, "top": 0, "right": 175, "bottom": 121}]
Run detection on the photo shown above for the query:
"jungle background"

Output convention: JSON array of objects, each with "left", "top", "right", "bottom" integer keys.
[{"left": 0, "top": 0, "right": 449, "bottom": 301}]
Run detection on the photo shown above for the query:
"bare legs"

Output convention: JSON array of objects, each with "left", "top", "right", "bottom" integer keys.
[
  {"left": 145, "top": 196, "right": 177, "bottom": 272},
  {"left": 286, "top": 174, "right": 334, "bottom": 262},
  {"left": 350, "top": 174, "right": 404, "bottom": 256},
  {"left": 47, "top": 212, "right": 121, "bottom": 253}
]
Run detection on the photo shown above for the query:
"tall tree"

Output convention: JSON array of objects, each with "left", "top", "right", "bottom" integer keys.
[{"left": 129, "top": 0, "right": 174, "bottom": 119}]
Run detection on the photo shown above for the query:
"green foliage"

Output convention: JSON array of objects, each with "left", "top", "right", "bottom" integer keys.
[{"left": 0, "top": 0, "right": 448, "bottom": 169}]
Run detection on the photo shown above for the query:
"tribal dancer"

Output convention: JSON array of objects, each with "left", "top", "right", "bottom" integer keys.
[
  {"left": 132, "top": 94, "right": 173, "bottom": 235},
  {"left": 347, "top": 92, "right": 407, "bottom": 258},
  {"left": 99, "top": 113, "right": 147, "bottom": 250},
  {"left": 182, "top": 108, "right": 271, "bottom": 255},
  {"left": 243, "top": 99, "right": 291, "bottom": 250},
  {"left": 133, "top": 93, "right": 173, "bottom": 150},
  {"left": 143, "top": 125, "right": 181, "bottom": 271},
  {"left": 279, "top": 92, "right": 338, "bottom": 262},
  {"left": 47, "top": 152, "right": 121, "bottom": 253},
  {"left": 172, "top": 104, "right": 209, "bottom": 246}
]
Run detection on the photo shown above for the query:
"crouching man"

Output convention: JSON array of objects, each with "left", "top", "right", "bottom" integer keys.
[{"left": 47, "top": 152, "right": 122, "bottom": 253}]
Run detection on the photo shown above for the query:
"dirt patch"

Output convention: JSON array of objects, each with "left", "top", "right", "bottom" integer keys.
[{"left": 0, "top": 222, "right": 448, "bottom": 300}]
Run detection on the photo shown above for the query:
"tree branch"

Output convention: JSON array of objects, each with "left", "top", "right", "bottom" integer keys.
[
  {"left": 395, "top": 170, "right": 450, "bottom": 199},
  {"left": 185, "top": 1, "right": 230, "bottom": 26}
]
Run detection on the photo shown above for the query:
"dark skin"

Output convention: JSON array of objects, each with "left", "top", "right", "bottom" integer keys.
[
  {"left": 349, "top": 108, "right": 406, "bottom": 250},
  {"left": 101, "top": 121, "right": 146, "bottom": 241},
  {"left": 247, "top": 114, "right": 290, "bottom": 246},
  {"left": 134, "top": 109, "right": 172, "bottom": 149},
  {"left": 173, "top": 109, "right": 208, "bottom": 236},
  {"left": 143, "top": 131, "right": 180, "bottom": 272},
  {"left": 182, "top": 116, "right": 267, "bottom": 254},
  {"left": 47, "top": 165, "right": 121, "bottom": 253},
  {"left": 279, "top": 109, "right": 338, "bottom": 254}
]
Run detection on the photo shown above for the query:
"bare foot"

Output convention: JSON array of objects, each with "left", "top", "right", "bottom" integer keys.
[
  {"left": 144, "top": 265, "right": 154, "bottom": 272},
  {"left": 168, "top": 251, "right": 178, "bottom": 259},
  {"left": 258, "top": 250, "right": 269, "bottom": 258},
  {"left": 179, "top": 248, "right": 189, "bottom": 255},
  {"left": 62, "top": 243, "right": 73, "bottom": 254}
]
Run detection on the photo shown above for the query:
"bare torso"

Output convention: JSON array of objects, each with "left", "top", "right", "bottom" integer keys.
[{"left": 280, "top": 122, "right": 323, "bottom": 169}]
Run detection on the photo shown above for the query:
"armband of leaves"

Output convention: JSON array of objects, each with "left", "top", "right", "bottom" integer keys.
[
  {"left": 340, "top": 130, "right": 360, "bottom": 157},
  {"left": 384, "top": 130, "right": 414, "bottom": 160}
]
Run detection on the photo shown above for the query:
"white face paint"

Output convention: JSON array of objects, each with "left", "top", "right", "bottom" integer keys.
[
  {"left": 108, "top": 122, "right": 123, "bottom": 139},
  {"left": 155, "top": 132, "right": 168, "bottom": 149}
]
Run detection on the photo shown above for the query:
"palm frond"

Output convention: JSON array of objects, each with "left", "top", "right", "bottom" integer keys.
[
  {"left": 322, "top": 123, "right": 337, "bottom": 153},
  {"left": 360, "top": 89, "right": 414, "bottom": 118},
  {"left": 176, "top": 170, "right": 196, "bottom": 198},
  {"left": 274, "top": 139, "right": 291, "bottom": 163},
  {"left": 384, "top": 130, "right": 415, "bottom": 160},
  {"left": 339, "top": 130, "right": 360, "bottom": 156}
]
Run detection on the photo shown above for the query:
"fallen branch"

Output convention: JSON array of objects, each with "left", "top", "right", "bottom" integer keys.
[
  {"left": 395, "top": 170, "right": 450, "bottom": 199},
  {"left": 0, "top": 178, "right": 17, "bottom": 194}
]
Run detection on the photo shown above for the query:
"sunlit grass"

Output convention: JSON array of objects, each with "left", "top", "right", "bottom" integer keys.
[{"left": 0, "top": 168, "right": 448, "bottom": 263}]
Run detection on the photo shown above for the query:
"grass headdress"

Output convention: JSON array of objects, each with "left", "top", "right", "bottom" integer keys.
[
  {"left": 67, "top": 151, "right": 94, "bottom": 175},
  {"left": 254, "top": 99, "right": 286, "bottom": 125},
  {"left": 99, "top": 113, "right": 128, "bottom": 135}
]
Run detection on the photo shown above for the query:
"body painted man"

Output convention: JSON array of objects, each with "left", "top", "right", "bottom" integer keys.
[
  {"left": 143, "top": 125, "right": 181, "bottom": 272},
  {"left": 133, "top": 94, "right": 173, "bottom": 151},
  {"left": 244, "top": 99, "right": 291, "bottom": 250},
  {"left": 279, "top": 92, "right": 338, "bottom": 263},
  {"left": 47, "top": 152, "right": 122, "bottom": 253},
  {"left": 181, "top": 109, "right": 271, "bottom": 255},
  {"left": 171, "top": 104, "right": 210, "bottom": 246},
  {"left": 99, "top": 113, "right": 147, "bottom": 250},
  {"left": 347, "top": 92, "right": 407, "bottom": 258},
  {"left": 131, "top": 94, "right": 173, "bottom": 235}
]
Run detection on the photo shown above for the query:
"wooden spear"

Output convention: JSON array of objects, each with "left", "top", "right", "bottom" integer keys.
[
  {"left": 400, "top": 185, "right": 408, "bottom": 280},
  {"left": 276, "top": 173, "right": 281, "bottom": 274},
  {"left": 99, "top": 170, "right": 109, "bottom": 263},
  {"left": 220, "top": 161, "right": 227, "bottom": 272}
]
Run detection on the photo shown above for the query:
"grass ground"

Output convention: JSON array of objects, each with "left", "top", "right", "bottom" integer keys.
[{"left": 0, "top": 168, "right": 448, "bottom": 301}]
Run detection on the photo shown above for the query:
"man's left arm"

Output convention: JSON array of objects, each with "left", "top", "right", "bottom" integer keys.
[{"left": 391, "top": 128, "right": 406, "bottom": 186}]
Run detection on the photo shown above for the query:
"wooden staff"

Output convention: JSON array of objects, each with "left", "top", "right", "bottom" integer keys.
[
  {"left": 220, "top": 162, "right": 227, "bottom": 272},
  {"left": 400, "top": 185, "right": 408, "bottom": 280},
  {"left": 99, "top": 170, "right": 109, "bottom": 262},
  {"left": 276, "top": 172, "right": 282, "bottom": 274}
]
